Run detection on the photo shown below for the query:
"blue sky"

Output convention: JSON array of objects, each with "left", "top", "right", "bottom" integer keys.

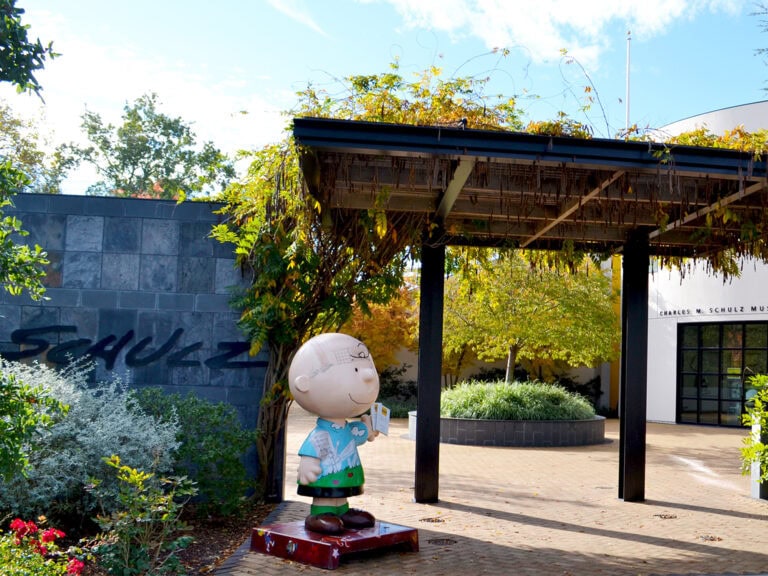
[{"left": 3, "top": 0, "right": 767, "bottom": 193}]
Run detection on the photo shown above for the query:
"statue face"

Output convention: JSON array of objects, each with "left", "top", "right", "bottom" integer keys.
[{"left": 288, "top": 333, "right": 380, "bottom": 420}]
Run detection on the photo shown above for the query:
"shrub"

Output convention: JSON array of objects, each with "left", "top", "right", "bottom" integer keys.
[
  {"left": 378, "top": 364, "right": 417, "bottom": 418},
  {"left": 742, "top": 373, "right": 768, "bottom": 482},
  {"left": 378, "top": 364, "right": 417, "bottom": 400},
  {"left": 0, "top": 368, "right": 68, "bottom": 481},
  {"left": 131, "top": 387, "right": 257, "bottom": 516},
  {"left": 468, "top": 366, "right": 511, "bottom": 384},
  {"left": 91, "top": 455, "right": 196, "bottom": 576},
  {"left": 380, "top": 396, "right": 417, "bottom": 419},
  {"left": 553, "top": 374, "right": 603, "bottom": 410},
  {"left": 0, "top": 517, "right": 86, "bottom": 575},
  {"left": 0, "top": 360, "right": 179, "bottom": 523},
  {"left": 440, "top": 380, "right": 596, "bottom": 421}
]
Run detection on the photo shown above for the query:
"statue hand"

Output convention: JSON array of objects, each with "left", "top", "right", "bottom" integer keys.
[
  {"left": 297, "top": 456, "right": 322, "bottom": 485},
  {"left": 360, "top": 413, "right": 378, "bottom": 441}
]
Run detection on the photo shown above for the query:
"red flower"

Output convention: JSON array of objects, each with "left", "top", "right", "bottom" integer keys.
[
  {"left": 66, "top": 558, "right": 85, "bottom": 575},
  {"left": 28, "top": 538, "right": 47, "bottom": 555},
  {"left": 9, "top": 518, "right": 38, "bottom": 538},
  {"left": 41, "top": 527, "right": 65, "bottom": 543}
]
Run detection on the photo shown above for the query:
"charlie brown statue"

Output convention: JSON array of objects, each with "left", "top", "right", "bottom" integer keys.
[{"left": 288, "top": 333, "right": 380, "bottom": 535}]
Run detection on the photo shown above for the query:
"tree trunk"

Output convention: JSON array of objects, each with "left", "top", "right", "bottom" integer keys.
[
  {"left": 504, "top": 345, "right": 518, "bottom": 383},
  {"left": 255, "top": 343, "right": 295, "bottom": 502},
  {"left": 455, "top": 344, "right": 468, "bottom": 385}
]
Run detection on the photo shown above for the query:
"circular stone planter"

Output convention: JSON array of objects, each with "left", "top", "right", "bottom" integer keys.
[{"left": 409, "top": 412, "right": 606, "bottom": 447}]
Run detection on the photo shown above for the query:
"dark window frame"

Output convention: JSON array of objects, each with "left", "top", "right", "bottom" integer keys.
[{"left": 677, "top": 322, "right": 767, "bottom": 427}]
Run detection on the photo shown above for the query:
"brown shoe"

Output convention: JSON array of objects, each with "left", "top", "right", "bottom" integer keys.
[
  {"left": 340, "top": 508, "right": 375, "bottom": 529},
  {"left": 305, "top": 513, "right": 345, "bottom": 534}
]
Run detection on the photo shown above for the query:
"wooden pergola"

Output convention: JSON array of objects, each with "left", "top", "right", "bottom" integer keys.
[{"left": 293, "top": 117, "right": 768, "bottom": 503}]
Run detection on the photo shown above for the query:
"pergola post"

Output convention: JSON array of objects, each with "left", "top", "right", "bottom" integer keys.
[
  {"left": 414, "top": 234, "right": 445, "bottom": 503},
  {"left": 618, "top": 231, "right": 650, "bottom": 502}
]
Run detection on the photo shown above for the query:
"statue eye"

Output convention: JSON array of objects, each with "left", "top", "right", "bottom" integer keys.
[{"left": 354, "top": 367, "right": 359, "bottom": 372}]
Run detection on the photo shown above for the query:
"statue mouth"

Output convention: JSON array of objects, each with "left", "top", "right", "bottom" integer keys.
[{"left": 349, "top": 393, "right": 373, "bottom": 406}]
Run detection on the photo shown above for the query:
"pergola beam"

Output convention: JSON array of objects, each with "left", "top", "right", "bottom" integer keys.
[{"left": 294, "top": 117, "right": 765, "bottom": 179}]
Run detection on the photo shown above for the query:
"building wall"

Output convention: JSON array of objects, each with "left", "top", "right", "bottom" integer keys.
[
  {"left": 646, "top": 260, "right": 768, "bottom": 423},
  {"left": 0, "top": 194, "right": 266, "bottom": 429}
]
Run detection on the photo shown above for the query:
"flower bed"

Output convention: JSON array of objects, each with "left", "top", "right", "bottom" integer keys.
[
  {"left": 408, "top": 412, "right": 606, "bottom": 446},
  {"left": 408, "top": 380, "right": 607, "bottom": 446},
  {"left": 439, "top": 415, "right": 606, "bottom": 447}
]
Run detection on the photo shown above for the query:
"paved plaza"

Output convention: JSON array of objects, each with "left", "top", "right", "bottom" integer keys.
[{"left": 216, "top": 405, "right": 768, "bottom": 575}]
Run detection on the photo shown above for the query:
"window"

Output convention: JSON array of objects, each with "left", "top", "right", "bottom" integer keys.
[{"left": 677, "top": 322, "right": 768, "bottom": 426}]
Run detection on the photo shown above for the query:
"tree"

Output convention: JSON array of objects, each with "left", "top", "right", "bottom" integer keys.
[
  {"left": 69, "top": 93, "right": 235, "bottom": 199},
  {"left": 443, "top": 249, "right": 620, "bottom": 383},
  {"left": 0, "top": 0, "right": 60, "bottom": 480},
  {"left": 0, "top": 177, "right": 47, "bottom": 299},
  {"left": 441, "top": 274, "right": 481, "bottom": 386},
  {"left": 755, "top": 3, "right": 768, "bottom": 79},
  {"left": 339, "top": 285, "right": 419, "bottom": 372},
  {"left": 0, "top": 0, "right": 51, "bottom": 300},
  {"left": 0, "top": 99, "right": 68, "bottom": 194},
  {"left": 0, "top": 105, "right": 50, "bottom": 299},
  {"left": 0, "top": 0, "right": 56, "bottom": 97},
  {"left": 213, "top": 57, "right": 525, "bottom": 498}
]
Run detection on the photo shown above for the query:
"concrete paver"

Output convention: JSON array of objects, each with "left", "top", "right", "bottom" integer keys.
[{"left": 216, "top": 406, "right": 768, "bottom": 575}]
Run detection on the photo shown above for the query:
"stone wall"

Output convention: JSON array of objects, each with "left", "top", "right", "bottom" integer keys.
[
  {"left": 0, "top": 194, "right": 266, "bottom": 430},
  {"left": 439, "top": 416, "right": 606, "bottom": 447}
]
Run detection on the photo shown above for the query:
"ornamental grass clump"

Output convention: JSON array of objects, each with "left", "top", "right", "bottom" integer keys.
[{"left": 441, "top": 380, "right": 596, "bottom": 421}]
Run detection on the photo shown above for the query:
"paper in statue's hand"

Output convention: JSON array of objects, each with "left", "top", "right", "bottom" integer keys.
[{"left": 370, "top": 402, "right": 390, "bottom": 436}]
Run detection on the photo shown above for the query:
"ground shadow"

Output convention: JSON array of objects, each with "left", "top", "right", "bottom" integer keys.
[
  {"left": 226, "top": 500, "right": 768, "bottom": 576},
  {"left": 644, "top": 499, "right": 768, "bottom": 522},
  {"left": 430, "top": 498, "right": 768, "bottom": 559}
]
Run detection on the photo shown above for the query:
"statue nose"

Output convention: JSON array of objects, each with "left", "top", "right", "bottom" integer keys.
[{"left": 361, "top": 368, "right": 377, "bottom": 383}]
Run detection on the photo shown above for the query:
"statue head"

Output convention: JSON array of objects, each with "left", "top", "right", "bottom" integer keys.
[{"left": 288, "top": 333, "right": 380, "bottom": 420}]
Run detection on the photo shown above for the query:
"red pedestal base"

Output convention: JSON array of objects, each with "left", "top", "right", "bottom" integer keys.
[{"left": 250, "top": 520, "right": 419, "bottom": 569}]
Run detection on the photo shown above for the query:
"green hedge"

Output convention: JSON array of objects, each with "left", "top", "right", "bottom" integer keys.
[
  {"left": 440, "top": 380, "right": 596, "bottom": 421},
  {"left": 131, "top": 388, "right": 257, "bottom": 516}
]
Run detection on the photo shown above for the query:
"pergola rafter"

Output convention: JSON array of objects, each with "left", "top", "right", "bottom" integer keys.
[
  {"left": 648, "top": 180, "right": 768, "bottom": 240},
  {"left": 520, "top": 170, "right": 626, "bottom": 248}
]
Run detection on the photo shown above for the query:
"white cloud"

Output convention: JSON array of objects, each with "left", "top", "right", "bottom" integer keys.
[
  {"left": 372, "top": 0, "right": 743, "bottom": 68},
  {"left": 1, "top": 7, "right": 290, "bottom": 194},
  {"left": 266, "top": 0, "right": 330, "bottom": 37}
]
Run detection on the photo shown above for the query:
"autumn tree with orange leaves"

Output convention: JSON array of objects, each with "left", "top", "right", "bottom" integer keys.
[{"left": 339, "top": 285, "right": 418, "bottom": 371}]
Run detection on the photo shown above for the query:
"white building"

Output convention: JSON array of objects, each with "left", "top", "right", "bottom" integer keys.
[
  {"left": 647, "top": 260, "right": 768, "bottom": 425},
  {"left": 646, "top": 101, "right": 768, "bottom": 426},
  {"left": 661, "top": 100, "right": 768, "bottom": 135}
]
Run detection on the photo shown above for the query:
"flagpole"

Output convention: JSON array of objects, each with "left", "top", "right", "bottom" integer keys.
[{"left": 626, "top": 30, "right": 631, "bottom": 137}]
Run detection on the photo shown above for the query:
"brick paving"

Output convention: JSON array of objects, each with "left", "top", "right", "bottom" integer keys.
[{"left": 216, "top": 406, "right": 768, "bottom": 575}]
